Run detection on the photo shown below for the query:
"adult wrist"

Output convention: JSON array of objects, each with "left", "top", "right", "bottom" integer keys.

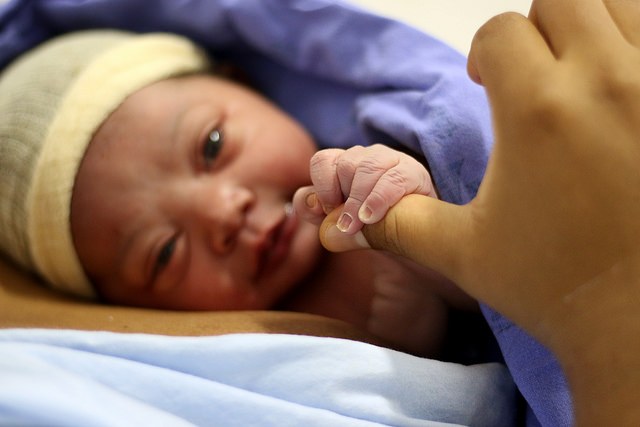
[{"left": 538, "top": 255, "right": 640, "bottom": 425}]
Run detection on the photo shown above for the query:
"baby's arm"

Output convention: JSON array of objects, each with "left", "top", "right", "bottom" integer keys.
[{"left": 293, "top": 144, "right": 436, "bottom": 234}]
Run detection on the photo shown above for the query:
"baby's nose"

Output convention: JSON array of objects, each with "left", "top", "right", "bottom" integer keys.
[{"left": 201, "top": 184, "right": 254, "bottom": 255}]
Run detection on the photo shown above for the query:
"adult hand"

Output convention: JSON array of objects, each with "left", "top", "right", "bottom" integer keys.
[{"left": 320, "top": 1, "right": 640, "bottom": 423}]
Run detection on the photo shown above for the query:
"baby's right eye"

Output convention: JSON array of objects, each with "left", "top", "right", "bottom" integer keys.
[
  {"left": 155, "top": 237, "right": 176, "bottom": 274},
  {"left": 203, "top": 128, "right": 223, "bottom": 168}
]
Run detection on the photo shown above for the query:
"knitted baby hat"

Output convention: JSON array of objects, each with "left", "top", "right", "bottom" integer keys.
[{"left": 0, "top": 30, "right": 210, "bottom": 298}]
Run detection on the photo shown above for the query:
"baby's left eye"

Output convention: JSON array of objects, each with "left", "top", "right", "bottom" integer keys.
[{"left": 203, "top": 128, "right": 223, "bottom": 167}]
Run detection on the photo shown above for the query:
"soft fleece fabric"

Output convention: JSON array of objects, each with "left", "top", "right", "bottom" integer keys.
[
  {"left": 0, "top": 329, "right": 517, "bottom": 426},
  {"left": 0, "top": 0, "right": 572, "bottom": 425}
]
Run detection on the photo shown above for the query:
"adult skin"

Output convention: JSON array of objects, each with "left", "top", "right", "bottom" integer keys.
[
  {"left": 0, "top": 255, "right": 380, "bottom": 345},
  {"left": 320, "top": 0, "right": 640, "bottom": 424}
]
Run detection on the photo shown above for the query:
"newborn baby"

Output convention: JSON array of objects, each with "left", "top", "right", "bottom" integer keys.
[{"left": 1, "top": 30, "right": 477, "bottom": 357}]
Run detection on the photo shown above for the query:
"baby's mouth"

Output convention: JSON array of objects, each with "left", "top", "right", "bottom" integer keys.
[{"left": 254, "top": 203, "right": 297, "bottom": 280}]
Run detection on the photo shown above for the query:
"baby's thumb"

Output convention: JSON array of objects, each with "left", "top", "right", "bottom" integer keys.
[{"left": 319, "top": 194, "right": 467, "bottom": 279}]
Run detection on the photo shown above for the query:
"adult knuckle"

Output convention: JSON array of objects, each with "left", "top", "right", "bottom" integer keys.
[
  {"left": 474, "top": 12, "right": 523, "bottom": 46},
  {"left": 596, "top": 56, "right": 640, "bottom": 103},
  {"left": 526, "top": 77, "right": 576, "bottom": 130}
]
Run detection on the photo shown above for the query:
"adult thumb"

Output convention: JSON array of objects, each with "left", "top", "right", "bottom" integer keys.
[{"left": 319, "top": 194, "right": 468, "bottom": 280}]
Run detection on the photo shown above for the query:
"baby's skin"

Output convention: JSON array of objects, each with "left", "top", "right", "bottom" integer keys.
[
  {"left": 293, "top": 144, "right": 435, "bottom": 234},
  {"left": 70, "top": 73, "right": 475, "bottom": 357}
]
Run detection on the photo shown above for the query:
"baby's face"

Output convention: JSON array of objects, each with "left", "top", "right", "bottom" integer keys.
[{"left": 71, "top": 74, "right": 322, "bottom": 310}]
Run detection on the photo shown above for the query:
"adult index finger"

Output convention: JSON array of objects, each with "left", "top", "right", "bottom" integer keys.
[{"left": 320, "top": 195, "right": 470, "bottom": 292}]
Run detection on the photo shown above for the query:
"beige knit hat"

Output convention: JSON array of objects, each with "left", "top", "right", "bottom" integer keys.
[{"left": 0, "top": 30, "right": 211, "bottom": 298}]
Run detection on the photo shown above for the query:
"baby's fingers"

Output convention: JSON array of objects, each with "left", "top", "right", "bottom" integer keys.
[
  {"left": 359, "top": 164, "right": 434, "bottom": 225},
  {"left": 309, "top": 149, "right": 346, "bottom": 215},
  {"left": 338, "top": 157, "right": 434, "bottom": 234},
  {"left": 292, "top": 186, "right": 325, "bottom": 226}
]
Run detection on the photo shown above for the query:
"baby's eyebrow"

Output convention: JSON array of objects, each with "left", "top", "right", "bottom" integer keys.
[
  {"left": 170, "top": 103, "right": 191, "bottom": 152},
  {"left": 169, "top": 117, "right": 183, "bottom": 154}
]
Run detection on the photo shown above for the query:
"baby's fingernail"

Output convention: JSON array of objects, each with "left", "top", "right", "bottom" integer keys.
[
  {"left": 337, "top": 212, "right": 353, "bottom": 232},
  {"left": 358, "top": 204, "right": 373, "bottom": 223},
  {"left": 305, "top": 192, "right": 318, "bottom": 209}
]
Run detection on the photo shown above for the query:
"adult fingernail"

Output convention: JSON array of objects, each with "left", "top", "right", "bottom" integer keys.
[{"left": 337, "top": 212, "right": 353, "bottom": 232}]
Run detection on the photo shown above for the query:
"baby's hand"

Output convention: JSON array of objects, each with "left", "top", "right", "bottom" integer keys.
[{"left": 293, "top": 144, "right": 436, "bottom": 234}]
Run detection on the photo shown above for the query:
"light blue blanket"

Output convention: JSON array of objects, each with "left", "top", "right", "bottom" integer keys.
[{"left": 0, "top": 329, "right": 516, "bottom": 426}]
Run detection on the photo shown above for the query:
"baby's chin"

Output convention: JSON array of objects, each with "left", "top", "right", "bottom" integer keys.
[{"left": 268, "top": 221, "right": 324, "bottom": 307}]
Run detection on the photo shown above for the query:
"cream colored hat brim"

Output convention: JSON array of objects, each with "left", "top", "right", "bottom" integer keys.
[{"left": 27, "top": 33, "right": 210, "bottom": 298}]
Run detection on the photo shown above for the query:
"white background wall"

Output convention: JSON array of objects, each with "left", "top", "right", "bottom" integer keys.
[{"left": 348, "top": 0, "right": 533, "bottom": 54}]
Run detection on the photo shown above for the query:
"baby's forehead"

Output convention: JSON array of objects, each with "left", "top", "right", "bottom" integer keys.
[
  {"left": 106, "top": 73, "right": 223, "bottom": 117},
  {"left": 89, "top": 78, "right": 183, "bottom": 140}
]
